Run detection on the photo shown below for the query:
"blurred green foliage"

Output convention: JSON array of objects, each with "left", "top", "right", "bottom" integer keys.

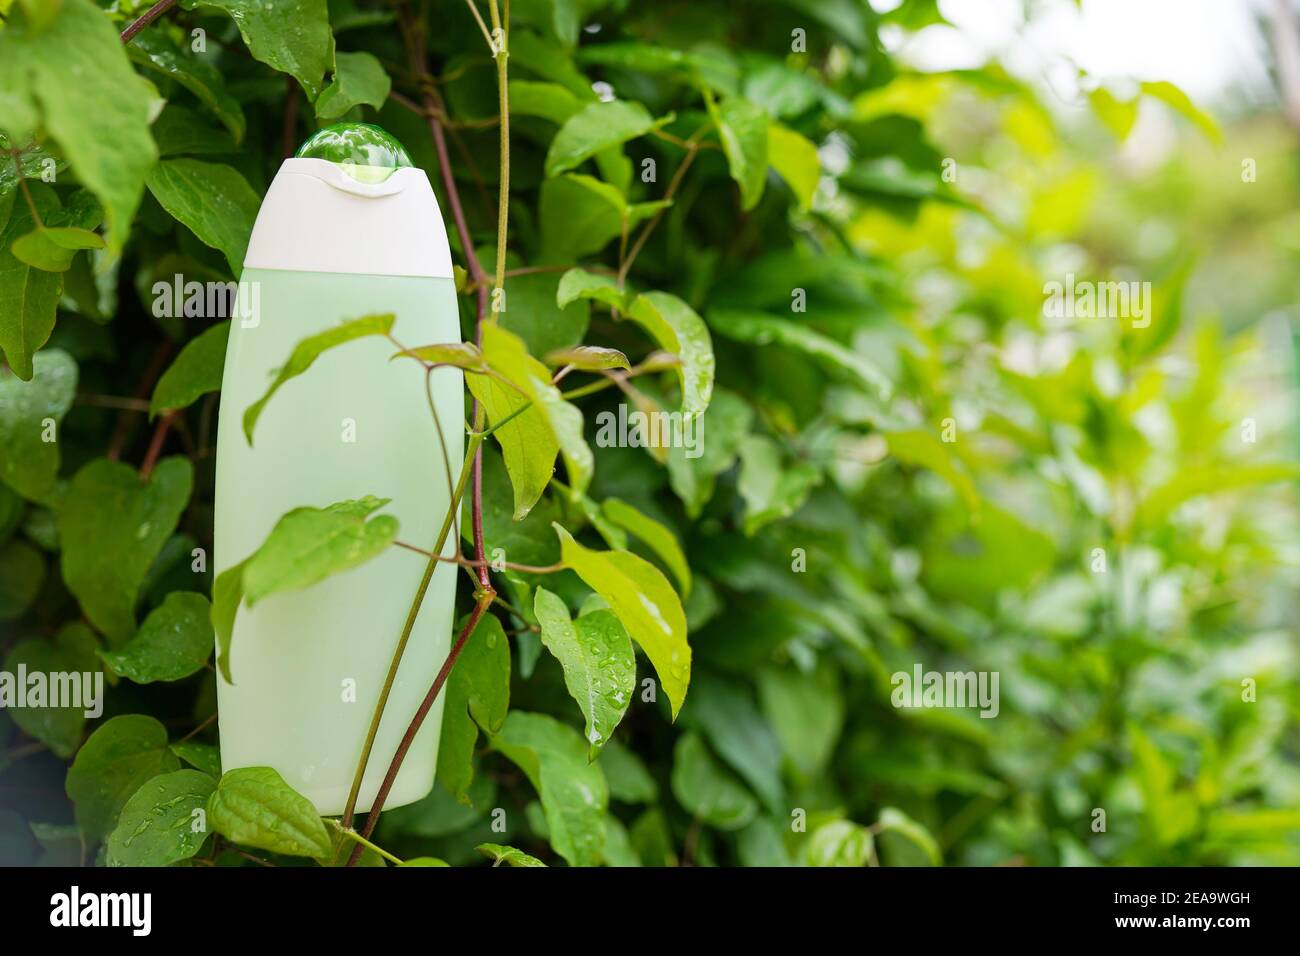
[{"left": 1, "top": 0, "right": 1298, "bottom": 867}]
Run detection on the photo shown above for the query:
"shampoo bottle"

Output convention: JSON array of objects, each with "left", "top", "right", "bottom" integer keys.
[{"left": 213, "top": 123, "right": 462, "bottom": 814}]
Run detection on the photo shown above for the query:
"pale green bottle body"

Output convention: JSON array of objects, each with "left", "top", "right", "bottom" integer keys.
[{"left": 214, "top": 267, "right": 461, "bottom": 814}]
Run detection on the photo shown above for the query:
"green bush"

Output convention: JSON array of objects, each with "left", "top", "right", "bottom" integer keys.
[{"left": 0, "top": 0, "right": 1297, "bottom": 867}]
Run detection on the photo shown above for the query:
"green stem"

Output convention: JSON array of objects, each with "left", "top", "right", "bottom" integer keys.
[
  {"left": 339, "top": 427, "right": 486, "bottom": 829},
  {"left": 351, "top": 590, "right": 496, "bottom": 862},
  {"left": 489, "top": 0, "right": 510, "bottom": 295},
  {"left": 474, "top": 398, "right": 531, "bottom": 437},
  {"left": 560, "top": 378, "right": 619, "bottom": 401},
  {"left": 328, "top": 819, "right": 404, "bottom": 866}
]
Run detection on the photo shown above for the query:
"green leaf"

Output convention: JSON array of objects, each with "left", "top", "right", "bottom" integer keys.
[
  {"left": 400, "top": 856, "right": 452, "bottom": 866},
  {"left": 1128, "top": 723, "right": 1199, "bottom": 846},
  {"left": 65, "top": 715, "right": 181, "bottom": 842},
  {"left": 1126, "top": 255, "right": 1193, "bottom": 361},
  {"left": 207, "top": 766, "right": 332, "bottom": 859},
  {"left": 556, "top": 267, "right": 626, "bottom": 311},
  {"left": 11, "top": 226, "right": 104, "bottom": 272},
  {"left": 680, "top": 672, "right": 784, "bottom": 813},
  {"left": 626, "top": 291, "right": 715, "bottom": 416},
  {"left": 1207, "top": 810, "right": 1300, "bottom": 840},
  {"left": 128, "top": 28, "right": 246, "bottom": 142},
  {"left": 0, "top": 183, "right": 63, "bottom": 379},
  {"left": 150, "top": 320, "right": 230, "bottom": 416},
  {"left": 0, "top": 0, "right": 158, "bottom": 257},
  {"left": 922, "top": 504, "right": 1056, "bottom": 613},
  {"left": 486, "top": 258, "right": 591, "bottom": 359},
  {"left": 381, "top": 774, "right": 495, "bottom": 839},
  {"left": 477, "top": 842, "right": 547, "bottom": 867},
  {"left": 756, "top": 664, "right": 843, "bottom": 780},
  {"left": 10, "top": 188, "right": 104, "bottom": 275},
  {"left": 534, "top": 588, "right": 636, "bottom": 757},
  {"left": 876, "top": 806, "right": 942, "bottom": 865},
  {"left": 670, "top": 732, "right": 757, "bottom": 829},
  {"left": 183, "top": 0, "right": 336, "bottom": 99},
  {"left": 544, "top": 100, "right": 671, "bottom": 177},
  {"left": 572, "top": 489, "right": 628, "bottom": 550},
  {"left": 171, "top": 741, "right": 222, "bottom": 778},
  {"left": 1139, "top": 462, "right": 1300, "bottom": 526},
  {"left": 98, "top": 591, "right": 214, "bottom": 684},
  {"left": 58, "top": 456, "right": 195, "bottom": 644},
  {"left": 544, "top": 345, "right": 630, "bottom": 370},
  {"left": 577, "top": 41, "right": 713, "bottom": 79},
  {"left": 243, "top": 314, "right": 395, "bottom": 444},
  {"left": 1140, "top": 80, "right": 1221, "bottom": 144},
  {"left": 737, "top": 817, "right": 795, "bottom": 867},
  {"left": 106, "top": 769, "right": 216, "bottom": 867},
  {"left": 804, "top": 819, "right": 873, "bottom": 867},
  {"left": 508, "top": 79, "right": 582, "bottom": 125},
  {"left": 539, "top": 173, "right": 626, "bottom": 258},
  {"left": 240, "top": 496, "right": 398, "bottom": 606},
  {"left": 392, "top": 341, "right": 485, "bottom": 370},
  {"left": 666, "top": 387, "right": 753, "bottom": 517},
  {"left": 597, "top": 739, "right": 658, "bottom": 803},
  {"left": 737, "top": 434, "right": 822, "bottom": 535},
  {"left": 492, "top": 711, "right": 609, "bottom": 867},
  {"left": 708, "top": 96, "right": 769, "bottom": 210},
  {"left": 467, "top": 446, "right": 563, "bottom": 568},
  {"left": 1088, "top": 86, "right": 1138, "bottom": 141},
  {"left": 145, "top": 159, "right": 261, "bottom": 275},
  {"left": 510, "top": 29, "right": 595, "bottom": 98},
  {"left": 0, "top": 348, "right": 76, "bottom": 501},
  {"left": 211, "top": 558, "right": 248, "bottom": 684},
  {"left": 744, "top": 61, "right": 830, "bottom": 118},
  {"left": 2, "top": 623, "right": 99, "bottom": 758},
  {"left": 885, "top": 428, "right": 979, "bottom": 509},
  {"left": 462, "top": 364, "right": 553, "bottom": 515},
  {"left": 709, "top": 309, "right": 892, "bottom": 399},
  {"left": 553, "top": 524, "right": 691, "bottom": 718},
  {"left": 151, "top": 104, "right": 237, "bottom": 157},
  {"left": 468, "top": 322, "right": 592, "bottom": 510},
  {"left": 315, "top": 51, "right": 392, "bottom": 120},
  {"left": 0, "top": 142, "right": 64, "bottom": 209},
  {"left": 600, "top": 498, "right": 691, "bottom": 596},
  {"left": 0, "top": 539, "right": 44, "bottom": 621},
  {"left": 767, "top": 123, "right": 820, "bottom": 210},
  {"left": 437, "top": 612, "right": 511, "bottom": 803}
]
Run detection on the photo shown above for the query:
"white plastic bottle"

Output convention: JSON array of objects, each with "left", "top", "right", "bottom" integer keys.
[{"left": 213, "top": 123, "right": 462, "bottom": 815}]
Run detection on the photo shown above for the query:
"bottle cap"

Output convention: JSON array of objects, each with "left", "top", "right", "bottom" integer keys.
[
  {"left": 296, "top": 122, "right": 414, "bottom": 183},
  {"left": 243, "top": 124, "right": 451, "bottom": 278}
]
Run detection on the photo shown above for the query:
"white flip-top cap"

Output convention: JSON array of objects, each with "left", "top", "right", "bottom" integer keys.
[{"left": 243, "top": 127, "right": 454, "bottom": 279}]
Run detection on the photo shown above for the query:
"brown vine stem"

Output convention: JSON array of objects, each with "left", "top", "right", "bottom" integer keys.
[
  {"left": 344, "top": 1, "right": 511, "bottom": 865},
  {"left": 139, "top": 410, "right": 178, "bottom": 480},
  {"left": 106, "top": 340, "right": 173, "bottom": 461},
  {"left": 394, "top": 540, "right": 565, "bottom": 574},
  {"left": 353, "top": 591, "right": 494, "bottom": 853},
  {"left": 340, "top": 4, "right": 499, "bottom": 835},
  {"left": 398, "top": 6, "right": 494, "bottom": 577},
  {"left": 281, "top": 75, "right": 300, "bottom": 159},
  {"left": 398, "top": 2, "right": 494, "bottom": 596},
  {"left": 339, "top": 427, "right": 484, "bottom": 831},
  {"left": 119, "top": 0, "right": 179, "bottom": 43}
]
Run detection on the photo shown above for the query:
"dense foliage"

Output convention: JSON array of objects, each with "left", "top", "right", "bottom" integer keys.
[{"left": 1, "top": 0, "right": 1298, "bottom": 868}]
